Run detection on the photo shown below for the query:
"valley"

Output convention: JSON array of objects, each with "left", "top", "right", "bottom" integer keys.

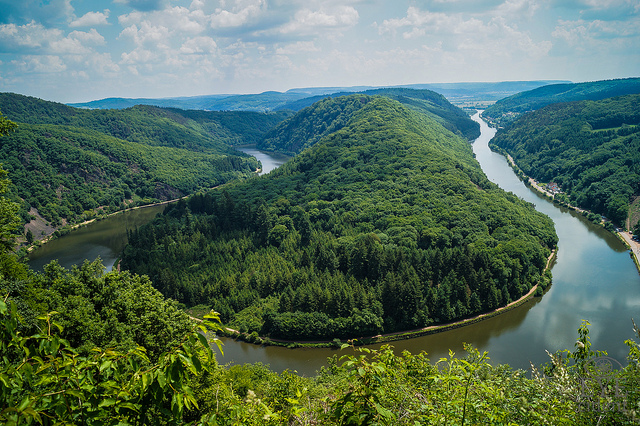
[{"left": 3, "top": 78, "right": 640, "bottom": 424}]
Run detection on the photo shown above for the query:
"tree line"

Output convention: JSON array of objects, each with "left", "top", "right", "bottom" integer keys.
[{"left": 0, "top": 93, "right": 289, "bottom": 232}]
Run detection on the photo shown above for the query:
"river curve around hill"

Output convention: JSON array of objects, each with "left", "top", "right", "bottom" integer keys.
[
  {"left": 215, "top": 113, "right": 640, "bottom": 375},
  {"left": 28, "top": 118, "right": 640, "bottom": 377}
]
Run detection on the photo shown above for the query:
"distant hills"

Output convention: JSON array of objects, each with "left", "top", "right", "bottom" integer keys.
[
  {"left": 483, "top": 77, "right": 640, "bottom": 126},
  {"left": 68, "top": 81, "right": 569, "bottom": 112},
  {"left": 491, "top": 93, "right": 640, "bottom": 227}
]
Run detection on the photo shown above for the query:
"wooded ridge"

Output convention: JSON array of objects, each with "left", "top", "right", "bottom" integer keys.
[
  {"left": 0, "top": 92, "right": 289, "bottom": 233},
  {"left": 483, "top": 77, "right": 640, "bottom": 127}
]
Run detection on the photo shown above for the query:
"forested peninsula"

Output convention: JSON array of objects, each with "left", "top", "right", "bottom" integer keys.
[
  {"left": 0, "top": 93, "right": 289, "bottom": 235},
  {"left": 490, "top": 94, "right": 640, "bottom": 228},
  {"left": 121, "top": 95, "right": 557, "bottom": 341},
  {"left": 262, "top": 87, "right": 481, "bottom": 152}
]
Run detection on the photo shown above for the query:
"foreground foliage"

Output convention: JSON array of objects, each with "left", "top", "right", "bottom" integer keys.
[
  {"left": 2, "top": 294, "right": 639, "bottom": 425},
  {"left": 491, "top": 94, "right": 640, "bottom": 226},
  {"left": 0, "top": 298, "right": 222, "bottom": 425},
  {"left": 121, "top": 95, "right": 557, "bottom": 341}
]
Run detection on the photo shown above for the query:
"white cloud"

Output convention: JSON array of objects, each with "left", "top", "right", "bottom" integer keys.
[
  {"left": 85, "top": 52, "right": 121, "bottom": 75},
  {"left": 119, "top": 6, "right": 208, "bottom": 34},
  {"left": 11, "top": 55, "right": 66, "bottom": 73},
  {"left": 118, "top": 22, "right": 171, "bottom": 47},
  {"left": 180, "top": 36, "right": 217, "bottom": 54},
  {"left": 552, "top": 18, "right": 640, "bottom": 49},
  {"left": 0, "top": 21, "right": 105, "bottom": 55},
  {"left": 495, "top": 0, "right": 540, "bottom": 19},
  {"left": 210, "top": 0, "right": 266, "bottom": 28},
  {"left": 69, "top": 29, "right": 106, "bottom": 45},
  {"left": 69, "top": 10, "right": 110, "bottom": 27},
  {"left": 120, "top": 47, "right": 158, "bottom": 64},
  {"left": 275, "top": 41, "right": 320, "bottom": 55},
  {"left": 0, "top": 21, "right": 63, "bottom": 51},
  {"left": 378, "top": 6, "right": 551, "bottom": 58},
  {"left": 378, "top": 7, "right": 450, "bottom": 36},
  {"left": 279, "top": 6, "right": 359, "bottom": 34}
]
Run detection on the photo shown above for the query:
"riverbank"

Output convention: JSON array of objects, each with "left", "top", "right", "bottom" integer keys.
[
  {"left": 211, "top": 249, "right": 556, "bottom": 349},
  {"left": 24, "top": 197, "right": 180, "bottom": 254},
  {"left": 23, "top": 146, "right": 278, "bottom": 254},
  {"left": 499, "top": 151, "right": 640, "bottom": 274}
]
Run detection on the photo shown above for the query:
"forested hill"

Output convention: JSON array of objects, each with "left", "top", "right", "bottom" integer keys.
[
  {"left": 258, "top": 89, "right": 479, "bottom": 155},
  {"left": 490, "top": 94, "right": 640, "bottom": 227},
  {"left": 0, "top": 93, "right": 288, "bottom": 234},
  {"left": 120, "top": 95, "right": 557, "bottom": 341},
  {"left": 482, "top": 77, "right": 640, "bottom": 127}
]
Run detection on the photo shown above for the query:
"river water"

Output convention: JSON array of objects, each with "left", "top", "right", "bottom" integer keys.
[
  {"left": 28, "top": 123, "right": 640, "bottom": 376},
  {"left": 237, "top": 147, "right": 290, "bottom": 175},
  {"left": 28, "top": 148, "right": 289, "bottom": 272}
]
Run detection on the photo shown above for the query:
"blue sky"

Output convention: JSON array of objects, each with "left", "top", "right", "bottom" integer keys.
[{"left": 0, "top": 0, "right": 638, "bottom": 103}]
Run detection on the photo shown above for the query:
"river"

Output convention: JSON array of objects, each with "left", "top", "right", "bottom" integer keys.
[
  {"left": 27, "top": 147, "right": 288, "bottom": 272},
  {"left": 28, "top": 124, "right": 640, "bottom": 376}
]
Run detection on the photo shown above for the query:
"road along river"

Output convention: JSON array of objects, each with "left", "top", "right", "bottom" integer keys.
[{"left": 29, "top": 124, "right": 640, "bottom": 376}]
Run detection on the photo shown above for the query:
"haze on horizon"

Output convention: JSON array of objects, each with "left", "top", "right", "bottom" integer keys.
[{"left": 0, "top": 0, "right": 638, "bottom": 104}]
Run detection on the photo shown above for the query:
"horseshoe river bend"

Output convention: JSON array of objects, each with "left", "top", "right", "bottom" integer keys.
[{"left": 28, "top": 113, "right": 640, "bottom": 376}]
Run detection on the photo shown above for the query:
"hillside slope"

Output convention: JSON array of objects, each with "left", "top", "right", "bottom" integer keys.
[
  {"left": 490, "top": 94, "right": 640, "bottom": 226},
  {"left": 482, "top": 78, "right": 640, "bottom": 126},
  {"left": 0, "top": 93, "right": 288, "bottom": 151},
  {"left": 121, "top": 95, "right": 557, "bottom": 340}
]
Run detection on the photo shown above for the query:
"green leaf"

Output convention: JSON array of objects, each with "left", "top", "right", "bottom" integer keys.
[
  {"left": 98, "top": 398, "right": 117, "bottom": 408},
  {"left": 17, "top": 397, "right": 31, "bottom": 412},
  {"left": 99, "top": 360, "right": 113, "bottom": 373}
]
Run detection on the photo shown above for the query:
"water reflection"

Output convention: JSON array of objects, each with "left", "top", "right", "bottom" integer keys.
[
  {"left": 237, "top": 147, "right": 290, "bottom": 175},
  {"left": 28, "top": 205, "right": 166, "bottom": 272}
]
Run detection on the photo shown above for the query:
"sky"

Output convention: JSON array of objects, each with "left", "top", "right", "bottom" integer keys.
[{"left": 0, "top": 0, "right": 638, "bottom": 103}]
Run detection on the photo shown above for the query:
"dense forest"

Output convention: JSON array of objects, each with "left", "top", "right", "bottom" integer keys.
[
  {"left": 483, "top": 77, "right": 640, "bottom": 126},
  {"left": 2, "top": 111, "right": 639, "bottom": 425},
  {"left": 0, "top": 93, "right": 290, "bottom": 233},
  {"left": 120, "top": 95, "right": 557, "bottom": 341},
  {"left": 490, "top": 94, "right": 640, "bottom": 227}
]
